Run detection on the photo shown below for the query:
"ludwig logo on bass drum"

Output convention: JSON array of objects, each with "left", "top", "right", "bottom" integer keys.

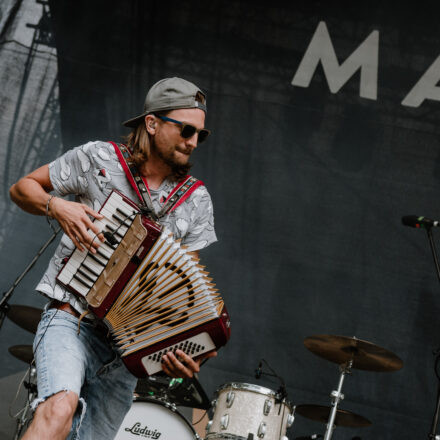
[{"left": 125, "top": 422, "right": 161, "bottom": 439}]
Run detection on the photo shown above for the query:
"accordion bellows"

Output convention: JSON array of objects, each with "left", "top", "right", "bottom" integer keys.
[{"left": 56, "top": 190, "right": 230, "bottom": 376}]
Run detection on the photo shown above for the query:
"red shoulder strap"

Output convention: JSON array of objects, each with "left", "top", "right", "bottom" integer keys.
[{"left": 109, "top": 141, "right": 204, "bottom": 217}]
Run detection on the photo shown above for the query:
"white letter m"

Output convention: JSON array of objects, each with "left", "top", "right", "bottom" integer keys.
[{"left": 291, "top": 21, "right": 379, "bottom": 100}]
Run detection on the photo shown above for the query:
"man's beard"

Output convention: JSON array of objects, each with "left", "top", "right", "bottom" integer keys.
[{"left": 152, "top": 138, "right": 192, "bottom": 181}]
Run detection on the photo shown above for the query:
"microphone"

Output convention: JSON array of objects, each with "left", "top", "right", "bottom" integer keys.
[
  {"left": 255, "top": 361, "right": 263, "bottom": 379},
  {"left": 103, "top": 231, "right": 118, "bottom": 246},
  {"left": 402, "top": 216, "right": 440, "bottom": 229}
]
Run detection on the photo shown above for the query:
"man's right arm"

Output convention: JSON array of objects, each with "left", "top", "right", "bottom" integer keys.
[{"left": 10, "top": 164, "right": 105, "bottom": 252}]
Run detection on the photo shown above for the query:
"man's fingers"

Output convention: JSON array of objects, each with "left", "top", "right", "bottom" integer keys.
[
  {"left": 175, "top": 350, "right": 200, "bottom": 372},
  {"left": 201, "top": 351, "right": 217, "bottom": 361},
  {"left": 83, "top": 216, "right": 105, "bottom": 243},
  {"left": 161, "top": 354, "right": 182, "bottom": 377},
  {"left": 163, "top": 352, "right": 193, "bottom": 378},
  {"left": 83, "top": 205, "right": 103, "bottom": 220},
  {"left": 66, "top": 230, "right": 84, "bottom": 252},
  {"left": 160, "top": 359, "right": 177, "bottom": 378},
  {"left": 74, "top": 224, "right": 99, "bottom": 253}
]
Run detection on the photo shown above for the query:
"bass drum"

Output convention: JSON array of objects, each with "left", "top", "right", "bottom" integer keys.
[{"left": 115, "top": 396, "right": 199, "bottom": 440}]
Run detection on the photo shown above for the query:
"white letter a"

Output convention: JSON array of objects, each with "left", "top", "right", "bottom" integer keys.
[{"left": 402, "top": 56, "right": 440, "bottom": 107}]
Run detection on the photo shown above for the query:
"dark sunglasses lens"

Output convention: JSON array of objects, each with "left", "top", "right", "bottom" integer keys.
[
  {"left": 198, "top": 129, "right": 210, "bottom": 143},
  {"left": 181, "top": 124, "right": 197, "bottom": 139}
]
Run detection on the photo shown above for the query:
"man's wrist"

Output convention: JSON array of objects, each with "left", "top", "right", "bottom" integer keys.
[{"left": 46, "top": 194, "right": 56, "bottom": 218}]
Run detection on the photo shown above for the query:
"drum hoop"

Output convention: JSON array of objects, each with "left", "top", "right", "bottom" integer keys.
[
  {"left": 216, "top": 382, "right": 277, "bottom": 397},
  {"left": 214, "top": 382, "right": 294, "bottom": 412},
  {"left": 206, "top": 434, "right": 247, "bottom": 440},
  {"left": 130, "top": 395, "right": 198, "bottom": 436}
]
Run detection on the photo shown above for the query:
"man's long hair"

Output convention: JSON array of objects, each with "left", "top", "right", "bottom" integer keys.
[{"left": 125, "top": 116, "right": 192, "bottom": 181}]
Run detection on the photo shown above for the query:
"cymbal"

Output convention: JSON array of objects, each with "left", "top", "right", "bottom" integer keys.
[
  {"left": 304, "top": 335, "right": 403, "bottom": 372},
  {"left": 6, "top": 305, "right": 42, "bottom": 334},
  {"left": 295, "top": 404, "right": 372, "bottom": 427},
  {"left": 8, "top": 345, "right": 34, "bottom": 364}
]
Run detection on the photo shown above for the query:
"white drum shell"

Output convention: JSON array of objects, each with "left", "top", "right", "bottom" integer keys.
[
  {"left": 115, "top": 398, "right": 197, "bottom": 440},
  {"left": 207, "top": 382, "right": 293, "bottom": 440}
]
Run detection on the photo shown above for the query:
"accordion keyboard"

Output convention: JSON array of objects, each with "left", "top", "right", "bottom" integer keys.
[{"left": 57, "top": 191, "right": 139, "bottom": 297}]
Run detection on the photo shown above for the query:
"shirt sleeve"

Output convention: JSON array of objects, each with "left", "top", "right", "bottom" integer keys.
[
  {"left": 48, "top": 141, "right": 103, "bottom": 197},
  {"left": 182, "top": 186, "right": 217, "bottom": 252}
]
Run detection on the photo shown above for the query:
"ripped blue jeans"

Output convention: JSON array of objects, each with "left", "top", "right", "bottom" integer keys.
[{"left": 32, "top": 307, "right": 137, "bottom": 439}]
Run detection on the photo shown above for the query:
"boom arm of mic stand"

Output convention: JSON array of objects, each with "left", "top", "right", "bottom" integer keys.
[{"left": 0, "top": 227, "right": 60, "bottom": 332}]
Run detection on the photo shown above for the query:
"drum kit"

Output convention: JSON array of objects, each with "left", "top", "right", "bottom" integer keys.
[{"left": 5, "top": 304, "right": 403, "bottom": 440}]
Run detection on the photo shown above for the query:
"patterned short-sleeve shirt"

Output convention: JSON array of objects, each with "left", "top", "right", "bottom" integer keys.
[{"left": 36, "top": 140, "right": 217, "bottom": 313}]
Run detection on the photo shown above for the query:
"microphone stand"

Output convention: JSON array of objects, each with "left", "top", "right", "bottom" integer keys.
[
  {"left": 0, "top": 227, "right": 60, "bottom": 332},
  {"left": 255, "top": 358, "right": 288, "bottom": 402},
  {"left": 425, "top": 226, "right": 440, "bottom": 440}
]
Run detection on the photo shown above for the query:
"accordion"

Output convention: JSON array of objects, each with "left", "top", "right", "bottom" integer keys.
[{"left": 56, "top": 190, "right": 230, "bottom": 377}]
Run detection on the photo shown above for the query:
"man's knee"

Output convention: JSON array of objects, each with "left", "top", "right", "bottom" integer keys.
[{"left": 36, "top": 390, "right": 78, "bottom": 431}]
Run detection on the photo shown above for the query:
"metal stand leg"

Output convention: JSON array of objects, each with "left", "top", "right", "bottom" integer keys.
[
  {"left": 323, "top": 361, "right": 352, "bottom": 440},
  {"left": 429, "top": 381, "right": 440, "bottom": 440},
  {"left": 13, "top": 366, "right": 37, "bottom": 440}
]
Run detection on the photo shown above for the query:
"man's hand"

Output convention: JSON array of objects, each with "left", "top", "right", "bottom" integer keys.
[
  {"left": 9, "top": 164, "right": 104, "bottom": 253},
  {"left": 50, "top": 197, "right": 105, "bottom": 252},
  {"left": 161, "top": 349, "right": 217, "bottom": 378}
]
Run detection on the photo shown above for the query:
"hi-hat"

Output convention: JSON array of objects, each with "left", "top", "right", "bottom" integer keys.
[
  {"left": 6, "top": 305, "right": 42, "bottom": 334},
  {"left": 295, "top": 404, "right": 372, "bottom": 427},
  {"left": 304, "top": 335, "right": 403, "bottom": 372},
  {"left": 8, "top": 345, "right": 34, "bottom": 364}
]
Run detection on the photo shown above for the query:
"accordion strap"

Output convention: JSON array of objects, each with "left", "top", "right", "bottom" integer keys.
[{"left": 110, "top": 141, "right": 203, "bottom": 219}]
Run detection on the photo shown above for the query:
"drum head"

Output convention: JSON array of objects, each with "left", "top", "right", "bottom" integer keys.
[{"left": 115, "top": 398, "right": 197, "bottom": 440}]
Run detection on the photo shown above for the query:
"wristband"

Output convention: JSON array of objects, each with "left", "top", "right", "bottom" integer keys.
[{"left": 45, "top": 195, "right": 57, "bottom": 232}]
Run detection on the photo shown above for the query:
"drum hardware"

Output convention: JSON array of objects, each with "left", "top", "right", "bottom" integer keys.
[
  {"left": 135, "top": 374, "right": 211, "bottom": 409},
  {"left": 258, "top": 422, "right": 267, "bottom": 437},
  {"left": 304, "top": 335, "right": 403, "bottom": 440},
  {"left": 294, "top": 435, "right": 322, "bottom": 440},
  {"left": 254, "top": 358, "right": 289, "bottom": 406},
  {"left": 12, "top": 365, "right": 37, "bottom": 440},
  {"left": 402, "top": 215, "right": 440, "bottom": 439},
  {"left": 264, "top": 399, "right": 273, "bottom": 415},
  {"left": 323, "top": 360, "right": 352, "bottom": 440},
  {"left": 226, "top": 391, "right": 235, "bottom": 407},
  {"left": 0, "top": 227, "right": 60, "bottom": 333},
  {"left": 220, "top": 414, "right": 229, "bottom": 429}
]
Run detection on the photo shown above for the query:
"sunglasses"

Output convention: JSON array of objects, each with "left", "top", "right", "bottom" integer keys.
[{"left": 155, "top": 115, "right": 211, "bottom": 143}]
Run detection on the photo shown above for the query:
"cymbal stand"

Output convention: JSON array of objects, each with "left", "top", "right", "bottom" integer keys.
[
  {"left": 426, "top": 227, "right": 440, "bottom": 440},
  {"left": 0, "top": 227, "right": 60, "bottom": 332},
  {"left": 323, "top": 360, "right": 353, "bottom": 440},
  {"left": 13, "top": 365, "right": 37, "bottom": 440}
]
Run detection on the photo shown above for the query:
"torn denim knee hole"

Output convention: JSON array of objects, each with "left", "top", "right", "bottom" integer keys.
[
  {"left": 31, "top": 389, "right": 70, "bottom": 411},
  {"left": 72, "top": 397, "right": 87, "bottom": 439}
]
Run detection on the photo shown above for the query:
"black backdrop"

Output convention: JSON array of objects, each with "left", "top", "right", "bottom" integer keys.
[{"left": 9, "top": 0, "right": 440, "bottom": 438}]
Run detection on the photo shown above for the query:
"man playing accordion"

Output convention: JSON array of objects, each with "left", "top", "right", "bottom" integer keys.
[{"left": 10, "top": 77, "right": 218, "bottom": 440}]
